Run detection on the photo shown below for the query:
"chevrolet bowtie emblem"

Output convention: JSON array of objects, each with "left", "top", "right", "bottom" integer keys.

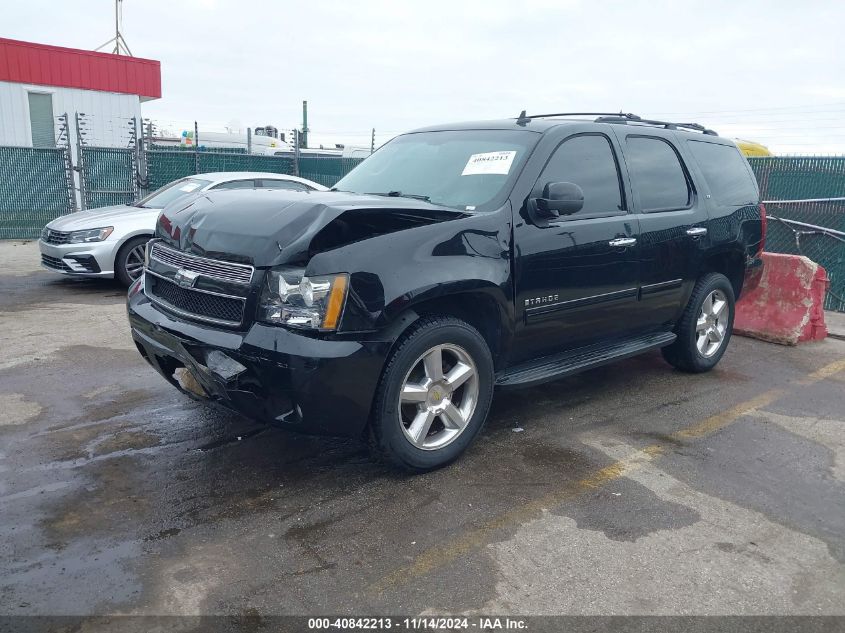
[{"left": 174, "top": 268, "right": 200, "bottom": 288}]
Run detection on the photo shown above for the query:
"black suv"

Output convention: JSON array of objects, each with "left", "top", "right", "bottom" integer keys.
[{"left": 127, "top": 112, "right": 765, "bottom": 471}]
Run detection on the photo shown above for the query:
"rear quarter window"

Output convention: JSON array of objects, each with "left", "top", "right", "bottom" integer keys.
[
  {"left": 687, "top": 141, "right": 759, "bottom": 206},
  {"left": 625, "top": 136, "right": 691, "bottom": 212}
]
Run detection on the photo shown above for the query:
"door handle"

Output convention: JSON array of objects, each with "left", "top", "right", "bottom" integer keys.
[
  {"left": 608, "top": 237, "right": 637, "bottom": 247},
  {"left": 686, "top": 227, "right": 708, "bottom": 237}
]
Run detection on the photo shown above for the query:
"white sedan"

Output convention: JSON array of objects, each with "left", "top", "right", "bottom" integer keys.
[{"left": 39, "top": 172, "right": 327, "bottom": 286}]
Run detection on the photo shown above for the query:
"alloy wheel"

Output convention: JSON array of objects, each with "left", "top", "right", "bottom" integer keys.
[
  {"left": 124, "top": 243, "right": 146, "bottom": 280},
  {"left": 696, "top": 289, "right": 728, "bottom": 357},
  {"left": 398, "top": 343, "right": 479, "bottom": 450}
]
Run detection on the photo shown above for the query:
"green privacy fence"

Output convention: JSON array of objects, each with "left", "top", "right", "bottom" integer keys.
[
  {"left": 146, "top": 150, "right": 296, "bottom": 190},
  {"left": 0, "top": 146, "right": 74, "bottom": 239},
  {"left": 748, "top": 156, "right": 845, "bottom": 312},
  {"left": 749, "top": 156, "right": 845, "bottom": 200},
  {"left": 80, "top": 146, "right": 137, "bottom": 209},
  {"left": 299, "top": 156, "right": 365, "bottom": 187},
  {"left": 762, "top": 204, "right": 844, "bottom": 312},
  {"left": 145, "top": 150, "right": 362, "bottom": 190},
  {"left": 1, "top": 145, "right": 843, "bottom": 311}
]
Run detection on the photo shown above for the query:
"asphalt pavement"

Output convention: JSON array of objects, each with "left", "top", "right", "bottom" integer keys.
[{"left": 1, "top": 240, "right": 844, "bottom": 621}]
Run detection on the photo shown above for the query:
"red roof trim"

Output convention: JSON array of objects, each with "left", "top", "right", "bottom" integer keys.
[{"left": 0, "top": 37, "right": 161, "bottom": 100}]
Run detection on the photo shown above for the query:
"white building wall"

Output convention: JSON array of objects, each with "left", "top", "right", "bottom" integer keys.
[{"left": 0, "top": 81, "right": 142, "bottom": 147}]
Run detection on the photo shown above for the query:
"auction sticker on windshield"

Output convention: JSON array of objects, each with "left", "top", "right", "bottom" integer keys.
[
  {"left": 179, "top": 183, "right": 202, "bottom": 192},
  {"left": 461, "top": 150, "right": 517, "bottom": 176}
]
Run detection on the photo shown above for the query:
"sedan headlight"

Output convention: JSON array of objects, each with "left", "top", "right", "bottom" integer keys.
[
  {"left": 67, "top": 226, "right": 114, "bottom": 244},
  {"left": 259, "top": 268, "right": 349, "bottom": 331}
]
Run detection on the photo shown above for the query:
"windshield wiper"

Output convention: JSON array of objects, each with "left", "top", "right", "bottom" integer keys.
[{"left": 366, "top": 191, "right": 431, "bottom": 202}]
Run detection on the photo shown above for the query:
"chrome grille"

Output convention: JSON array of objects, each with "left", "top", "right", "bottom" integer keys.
[
  {"left": 146, "top": 274, "right": 245, "bottom": 325},
  {"left": 41, "top": 228, "right": 71, "bottom": 245},
  {"left": 150, "top": 242, "right": 254, "bottom": 285}
]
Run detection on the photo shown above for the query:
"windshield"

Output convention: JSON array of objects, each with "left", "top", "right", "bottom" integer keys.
[
  {"left": 333, "top": 129, "right": 539, "bottom": 211},
  {"left": 134, "top": 177, "right": 212, "bottom": 209}
]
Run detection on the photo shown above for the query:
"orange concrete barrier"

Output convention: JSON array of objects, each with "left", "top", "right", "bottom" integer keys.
[{"left": 735, "top": 253, "right": 829, "bottom": 345}]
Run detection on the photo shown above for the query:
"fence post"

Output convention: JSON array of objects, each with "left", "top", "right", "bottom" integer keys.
[
  {"left": 293, "top": 129, "right": 300, "bottom": 177},
  {"left": 57, "top": 113, "right": 78, "bottom": 213},
  {"left": 74, "top": 112, "right": 87, "bottom": 210},
  {"left": 194, "top": 120, "right": 200, "bottom": 174},
  {"left": 132, "top": 116, "right": 144, "bottom": 200}
]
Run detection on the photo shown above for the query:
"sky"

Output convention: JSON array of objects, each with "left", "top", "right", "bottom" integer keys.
[{"left": 5, "top": 0, "right": 845, "bottom": 154}]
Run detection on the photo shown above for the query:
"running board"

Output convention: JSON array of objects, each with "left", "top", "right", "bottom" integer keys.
[{"left": 495, "top": 331, "right": 677, "bottom": 388}]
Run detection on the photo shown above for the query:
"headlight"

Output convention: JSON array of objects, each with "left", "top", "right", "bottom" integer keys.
[
  {"left": 259, "top": 268, "right": 349, "bottom": 331},
  {"left": 67, "top": 227, "right": 114, "bottom": 244}
]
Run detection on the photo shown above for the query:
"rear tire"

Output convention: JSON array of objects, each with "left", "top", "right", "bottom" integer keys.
[
  {"left": 370, "top": 315, "right": 494, "bottom": 472},
  {"left": 115, "top": 236, "right": 149, "bottom": 287},
  {"left": 662, "top": 273, "right": 735, "bottom": 373}
]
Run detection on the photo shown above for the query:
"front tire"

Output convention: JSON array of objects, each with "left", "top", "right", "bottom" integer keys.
[
  {"left": 370, "top": 316, "right": 494, "bottom": 472},
  {"left": 115, "top": 236, "right": 149, "bottom": 287},
  {"left": 662, "top": 272, "right": 735, "bottom": 373}
]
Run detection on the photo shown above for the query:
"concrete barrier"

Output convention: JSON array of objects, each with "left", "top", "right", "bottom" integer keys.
[{"left": 734, "top": 253, "right": 829, "bottom": 345}]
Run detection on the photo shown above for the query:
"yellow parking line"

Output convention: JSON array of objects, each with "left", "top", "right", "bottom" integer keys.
[
  {"left": 673, "top": 389, "right": 784, "bottom": 440},
  {"left": 369, "top": 357, "right": 845, "bottom": 595},
  {"left": 797, "top": 358, "right": 845, "bottom": 385},
  {"left": 372, "top": 444, "right": 667, "bottom": 593}
]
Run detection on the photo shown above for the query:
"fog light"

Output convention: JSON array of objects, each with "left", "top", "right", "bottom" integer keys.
[{"left": 62, "top": 258, "right": 89, "bottom": 272}]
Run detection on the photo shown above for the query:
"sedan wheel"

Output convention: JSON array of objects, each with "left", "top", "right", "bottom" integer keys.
[
  {"left": 124, "top": 243, "right": 146, "bottom": 281},
  {"left": 115, "top": 236, "right": 151, "bottom": 287}
]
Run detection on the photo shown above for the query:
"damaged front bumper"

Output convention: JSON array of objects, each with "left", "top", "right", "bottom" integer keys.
[{"left": 127, "top": 278, "right": 388, "bottom": 437}]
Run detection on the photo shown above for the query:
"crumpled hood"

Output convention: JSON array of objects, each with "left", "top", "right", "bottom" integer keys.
[
  {"left": 156, "top": 189, "right": 468, "bottom": 267},
  {"left": 47, "top": 204, "right": 159, "bottom": 231}
]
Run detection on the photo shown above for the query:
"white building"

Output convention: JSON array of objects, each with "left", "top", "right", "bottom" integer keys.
[{"left": 0, "top": 37, "right": 161, "bottom": 148}]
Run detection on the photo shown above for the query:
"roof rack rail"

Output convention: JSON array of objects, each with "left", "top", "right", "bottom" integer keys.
[{"left": 515, "top": 110, "right": 718, "bottom": 136}]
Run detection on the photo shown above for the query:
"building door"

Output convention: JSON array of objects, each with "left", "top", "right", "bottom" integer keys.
[{"left": 27, "top": 92, "right": 55, "bottom": 148}]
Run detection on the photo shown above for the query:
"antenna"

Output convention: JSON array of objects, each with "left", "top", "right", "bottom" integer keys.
[{"left": 94, "top": 0, "right": 134, "bottom": 56}]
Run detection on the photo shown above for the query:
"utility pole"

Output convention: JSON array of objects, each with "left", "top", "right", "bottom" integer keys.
[
  {"left": 301, "top": 100, "right": 309, "bottom": 149},
  {"left": 371, "top": 128, "right": 375, "bottom": 154}
]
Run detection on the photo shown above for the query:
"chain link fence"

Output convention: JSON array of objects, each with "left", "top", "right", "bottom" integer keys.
[
  {"left": 299, "top": 156, "right": 365, "bottom": 187},
  {"left": 747, "top": 156, "right": 845, "bottom": 312},
  {"left": 80, "top": 147, "right": 138, "bottom": 208},
  {"left": 1, "top": 125, "right": 843, "bottom": 313},
  {"left": 145, "top": 149, "right": 198, "bottom": 191},
  {"left": 146, "top": 150, "right": 297, "bottom": 190},
  {"left": 0, "top": 146, "right": 74, "bottom": 239}
]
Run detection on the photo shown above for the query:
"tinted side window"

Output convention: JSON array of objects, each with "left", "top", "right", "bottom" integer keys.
[
  {"left": 687, "top": 141, "right": 758, "bottom": 205},
  {"left": 626, "top": 137, "right": 691, "bottom": 212},
  {"left": 258, "top": 179, "right": 311, "bottom": 191},
  {"left": 535, "top": 135, "right": 623, "bottom": 215},
  {"left": 212, "top": 179, "right": 256, "bottom": 190}
]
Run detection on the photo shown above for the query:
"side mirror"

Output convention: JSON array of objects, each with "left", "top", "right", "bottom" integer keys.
[{"left": 530, "top": 182, "right": 584, "bottom": 219}]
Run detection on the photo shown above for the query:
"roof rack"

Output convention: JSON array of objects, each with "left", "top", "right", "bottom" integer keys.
[{"left": 515, "top": 110, "right": 718, "bottom": 136}]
